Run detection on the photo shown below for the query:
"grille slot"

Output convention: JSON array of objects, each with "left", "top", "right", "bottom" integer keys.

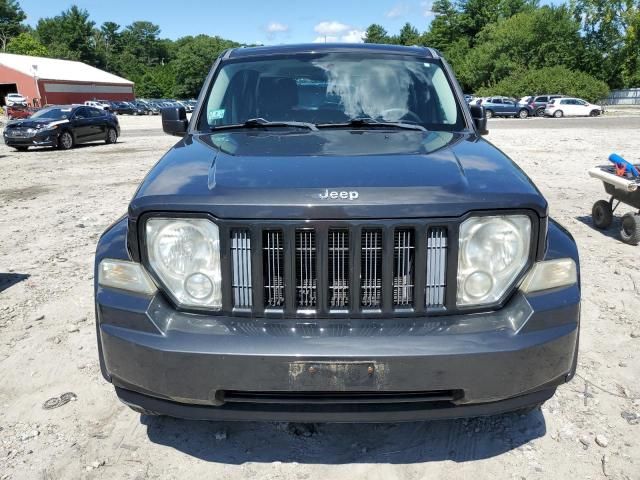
[
  {"left": 426, "top": 227, "right": 448, "bottom": 307},
  {"left": 295, "top": 230, "right": 317, "bottom": 308},
  {"left": 361, "top": 229, "right": 383, "bottom": 308},
  {"left": 393, "top": 229, "right": 415, "bottom": 307},
  {"left": 328, "top": 230, "right": 349, "bottom": 309},
  {"left": 231, "top": 230, "right": 252, "bottom": 308},
  {"left": 263, "top": 230, "right": 285, "bottom": 308}
]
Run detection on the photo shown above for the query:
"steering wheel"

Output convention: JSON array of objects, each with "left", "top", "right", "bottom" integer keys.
[{"left": 379, "top": 109, "right": 422, "bottom": 124}]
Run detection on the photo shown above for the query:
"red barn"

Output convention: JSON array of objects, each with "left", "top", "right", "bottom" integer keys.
[{"left": 0, "top": 53, "right": 134, "bottom": 107}]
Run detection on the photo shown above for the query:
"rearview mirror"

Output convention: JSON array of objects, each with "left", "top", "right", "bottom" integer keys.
[
  {"left": 161, "top": 106, "right": 188, "bottom": 136},
  {"left": 469, "top": 104, "right": 489, "bottom": 135}
]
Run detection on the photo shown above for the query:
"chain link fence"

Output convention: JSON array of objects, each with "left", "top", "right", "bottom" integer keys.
[{"left": 606, "top": 89, "right": 640, "bottom": 105}]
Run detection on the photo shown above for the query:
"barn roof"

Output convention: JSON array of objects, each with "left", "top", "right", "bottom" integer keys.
[{"left": 0, "top": 53, "right": 133, "bottom": 85}]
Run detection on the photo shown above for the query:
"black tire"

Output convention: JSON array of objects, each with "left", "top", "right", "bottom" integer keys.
[
  {"left": 518, "top": 109, "right": 529, "bottom": 119},
  {"left": 13, "top": 146, "right": 28, "bottom": 152},
  {"left": 592, "top": 200, "right": 613, "bottom": 229},
  {"left": 58, "top": 131, "right": 74, "bottom": 150},
  {"left": 553, "top": 110, "right": 564, "bottom": 118},
  {"left": 536, "top": 108, "right": 545, "bottom": 117},
  {"left": 105, "top": 127, "right": 117, "bottom": 144},
  {"left": 590, "top": 110, "right": 600, "bottom": 117},
  {"left": 485, "top": 109, "right": 494, "bottom": 119},
  {"left": 620, "top": 213, "right": 640, "bottom": 245}
]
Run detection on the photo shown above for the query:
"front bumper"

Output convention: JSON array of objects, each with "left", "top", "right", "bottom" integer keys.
[
  {"left": 3, "top": 130, "right": 58, "bottom": 147},
  {"left": 95, "top": 218, "right": 580, "bottom": 422}
]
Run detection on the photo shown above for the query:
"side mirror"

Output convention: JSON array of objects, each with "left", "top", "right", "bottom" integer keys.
[
  {"left": 469, "top": 104, "right": 489, "bottom": 135},
  {"left": 161, "top": 106, "right": 188, "bottom": 136}
]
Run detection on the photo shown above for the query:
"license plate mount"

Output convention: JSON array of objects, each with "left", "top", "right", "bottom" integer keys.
[{"left": 288, "top": 361, "right": 384, "bottom": 389}]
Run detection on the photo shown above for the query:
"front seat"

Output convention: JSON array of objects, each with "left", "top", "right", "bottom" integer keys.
[{"left": 257, "top": 77, "right": 299, "bottom": 121}]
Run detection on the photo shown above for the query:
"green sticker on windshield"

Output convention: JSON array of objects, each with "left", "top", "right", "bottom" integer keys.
[{"left": 208, "top": 109, "right": 225, "bottom": 122}]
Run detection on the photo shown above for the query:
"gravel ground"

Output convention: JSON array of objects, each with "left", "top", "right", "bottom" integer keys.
[{"left": 0, "top": 114, "right": 639, "bottom": 480}]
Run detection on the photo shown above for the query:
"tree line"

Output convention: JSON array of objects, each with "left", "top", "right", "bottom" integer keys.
[
  {"left": 1, "top": 0, "right": 638, "bottom": 101},
  {"left": 0, "top": 0, "right": 241, "bottom": 98},
  {"left": 365, "top": 0, "right": 640, "bottom": 101}
]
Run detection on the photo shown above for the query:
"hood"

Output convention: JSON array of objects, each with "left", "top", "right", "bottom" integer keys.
[
  {"left": 5, "top": 118, "right": 68, "bottom": 128},
  {"left": 130, "top": 129, "right": 547, "bottom": 220}
]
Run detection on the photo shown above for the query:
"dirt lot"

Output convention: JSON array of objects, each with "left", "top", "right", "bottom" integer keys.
[{"left": 0, "top": 114, "right": 639, "bottom": 480}]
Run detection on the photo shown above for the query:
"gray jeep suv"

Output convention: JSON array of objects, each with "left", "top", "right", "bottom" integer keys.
[{"left": 94, "top": 44, "right": 580, "bottom": 422}]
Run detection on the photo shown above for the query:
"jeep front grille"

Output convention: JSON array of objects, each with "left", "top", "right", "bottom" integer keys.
[
  {"left": 361, "top": 229, "right": 383, "bottom": 309},
  {"left": 328, "top": 229, "right": 349, "bottom": 309},
  {"left": 393, "top": 229, "right": 415, "bottom": 307},
  {"left": 231, "top": 229, "right": 252, "bottom": 309},
  {"left": 295, "top": 229, "right": 317, "bottom": 308},
  {"left": 229, "top": 222, "right": 449, "bottom": 316},
  {"left": 262, "top": 230, "right": 285, "bottom": 308}
]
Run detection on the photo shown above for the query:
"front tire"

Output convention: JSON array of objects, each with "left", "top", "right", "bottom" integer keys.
[
  {"left": 620, "top": 213, "right": 640, "bottom": 245},
  {"left": 590, "top": 110, "right": 600, "bottom": 117},
  {"left": 485, "top": 109, "right": 494, "bottom": 119},
  {"left": 553, "top": 110, "right": 564, "bottom": 118},
  {"left": 105, "top": 127, "right": 117, "bottom": 144},
  {"left": 536, "top": 108, "right": 545, "bottom": 117},
  {"left": 592, "top": 200, "right": 613, "bottom": 229},
  {"left": 13, "top": 146, "right": 28, "bottom": 152},
  {"left": 58, "top": 131, "right": 74, "bottom": 150}
]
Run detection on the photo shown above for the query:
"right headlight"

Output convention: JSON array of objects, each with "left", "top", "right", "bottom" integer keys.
[
  {"left": 457, "top": 215, "right": 531, "bottom": 306},
  {"left": 146, "top": 217, "right": 222, "bottom": 309}
]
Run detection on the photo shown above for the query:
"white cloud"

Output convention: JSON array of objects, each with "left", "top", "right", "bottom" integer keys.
[
  {"left": 313, "top": 21, "right": 365, "bottom": 43},
  {"left": 266, "top": 22, "right": 289, "bottom": 34},
  {"left": 314, "top": 21, "right": 351, "bottom": 36},
  {"left": 421, "top": 0, "right": 434, "bottom": 17},
  {"left": 341, "top": 29, "right": 366, "bottom": 43},
  {"left": 386, "top": 3, "right": 410, "bottom": 18}
]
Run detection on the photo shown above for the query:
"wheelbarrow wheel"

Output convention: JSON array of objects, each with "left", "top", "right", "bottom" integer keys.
[
  {"left": 620, "top": 213, "right": 640, "bottom": 245},
  {"left": 592, "top": 200, "right": 613, "bottom": 229}
]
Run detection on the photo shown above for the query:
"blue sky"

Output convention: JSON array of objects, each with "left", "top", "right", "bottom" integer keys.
[{"left": 20, "top": 0, "right": 565, "bottom": 45}]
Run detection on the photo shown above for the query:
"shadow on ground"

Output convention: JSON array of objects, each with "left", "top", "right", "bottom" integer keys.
[
  {"left": 575, "top": 215, "right": 621, "bottom": 241},
  {"left": 142, "top": 410, "right": 545, "bottom": 464},
  {"left": 0, "top": 272, "right": 30, "bottom": 293}
]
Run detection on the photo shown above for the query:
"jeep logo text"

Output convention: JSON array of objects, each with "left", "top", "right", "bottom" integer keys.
[{"left": 319, "top": 189, "right": 359, "bottom": 200}]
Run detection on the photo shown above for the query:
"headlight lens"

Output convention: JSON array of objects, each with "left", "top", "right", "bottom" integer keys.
[
  {"left": 146, "top": 218, "right": 222, "bottom": 309},
  {"left": 457, "top": 215, "right": 531, "bottom": 306}
]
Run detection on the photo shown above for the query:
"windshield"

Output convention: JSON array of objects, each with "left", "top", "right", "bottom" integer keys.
[
  {"left": 30, "top": 107, "right": 73, "bottom": 120},
  {"left": 198, "top": 53, "right": 465, "bottom": 132}
]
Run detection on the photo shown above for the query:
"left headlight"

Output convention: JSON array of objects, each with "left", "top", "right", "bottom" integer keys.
[
  {"left": 146, "top": 218, "right": 222, "bottom": 309},
  {"left": 457, "top": 215, "right": 531, "bottom": 306}
]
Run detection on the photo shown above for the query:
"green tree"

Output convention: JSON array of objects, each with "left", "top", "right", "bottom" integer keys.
[
  {"left": 172, "top": 34, "right": 239, "bottom": 98},
  {"left": 476, "top": 66, "right": 609, "bottom": 102},
  {"left": 94, "top": 21, "right": 121, "bottom": 70},
  {"left": 464, "top": 6, "right": 583, "bottom": 89},
  {"left": 459, "top": 0, "right": 539, "bottom": 40},
  {"left": 572, "top": 0, "right": 640, "bottom": 88},
  {"left": 364, "top": 24, "right": 390, "bottom": 44},
  {"left": 35, "top": 6, "right": 96, "bottom": 64},
  {"left": 422, "top": 0, "right": 464, "bottom": 50},
  {"left": 6, "top": 31, "right": 48, "bottom": 56},
  {"left": 0, "top": 0, "right": 26, "bottom": 51},
  {"left": 398, "top": 23, "right": 420, "bottom": 45},
  {"left": 620, "top": 5, "right": 640, "bottom": 86}
]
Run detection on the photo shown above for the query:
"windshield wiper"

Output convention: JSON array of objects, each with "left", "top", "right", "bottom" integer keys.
[
  {"left": 317, "top": 118, "right": 427, "bottom": 132},
  {"left": 211, "top": 117, "right": 318, "bottom": 132}
]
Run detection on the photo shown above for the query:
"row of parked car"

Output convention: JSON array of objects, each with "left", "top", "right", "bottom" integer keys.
[
  {"left": 465, "top": 94, "right": 603, "bottom": 119},
  {"left": 84, "top": 99, "right": 196, "bottom": 116}
]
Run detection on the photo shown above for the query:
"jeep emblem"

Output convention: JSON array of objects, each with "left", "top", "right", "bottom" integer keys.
[{"left": 319, "top": 189, "right": 359, "bottom": 200}]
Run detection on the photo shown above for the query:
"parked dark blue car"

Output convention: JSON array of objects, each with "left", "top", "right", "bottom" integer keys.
[
  {"left": 481, "top": 96, "right": 533, "bottom": 119},
  {"left": 3, "top": 105, "right": 119, "bottom": 151}
]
